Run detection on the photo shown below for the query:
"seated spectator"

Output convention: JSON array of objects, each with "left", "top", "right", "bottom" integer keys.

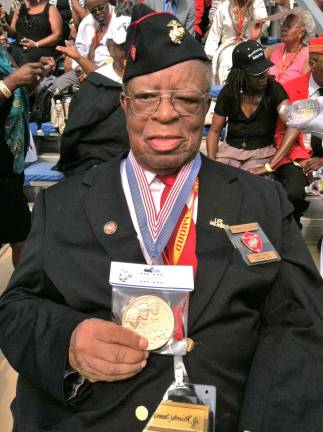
[
  {"left": 207, "top": 40, "right": 310, "bottom": 226},
  {"left": 204, "top": 0, "right": 268, "bottom": 84},
  {"left": 144, "top": 0, "right": 195, "bottom": 35},
  {"left": 253, "top": 9, "right": 315, "bottom": 85},
  {"left": 56, "top": 14, "right": 131, "bottom": 176},
  {"left": 276, "top": 35, "right": 323, "bottom": 178},
  {"left": 8, "top": 0, "right": 63, "bottom": 66},
  {"left": 52, "top": 0, "right": 115, "bottom": 92},
  {"left": 0, "top": 44, "right": 44, "bottom": 267}
]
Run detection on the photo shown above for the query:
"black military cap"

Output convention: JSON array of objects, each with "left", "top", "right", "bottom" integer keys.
[{"left": 123, "top": 4, "right": 209, "bottom": 82}]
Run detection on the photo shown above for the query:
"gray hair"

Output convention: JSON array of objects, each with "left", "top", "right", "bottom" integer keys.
[{"left": 289, "top": 8, "right": 316, "bottom": 43}]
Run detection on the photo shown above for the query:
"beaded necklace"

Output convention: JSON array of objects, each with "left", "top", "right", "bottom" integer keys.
[{"left": 276, "top": 43, "right": 304, "bottom": 81}]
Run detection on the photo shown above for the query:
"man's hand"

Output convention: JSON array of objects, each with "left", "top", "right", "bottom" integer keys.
[
  {"left": 69, "top": 318, "right": 149, "bottom": 383},
  {"left": 56, "top": 40, "right": 81, "bottom": 61},
  {"left": 4, "top": 62, "right": 44, "bottom": 90}
]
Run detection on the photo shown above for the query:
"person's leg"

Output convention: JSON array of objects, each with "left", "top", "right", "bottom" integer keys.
[
  {"left": 274, "top": 163, "right": 309, "bottom": 228},
  {"left": 51, "top": 71, "right": 80, "bottom": 93}
]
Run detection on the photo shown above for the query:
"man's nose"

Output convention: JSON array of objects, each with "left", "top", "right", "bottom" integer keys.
[{"left": 152, "top": 95, "right": 180, "bottom": 122}]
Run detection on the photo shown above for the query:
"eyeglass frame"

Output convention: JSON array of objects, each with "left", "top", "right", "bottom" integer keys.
[
  {"left": 123, "top": 89, "right": 210, "bottom": 118},
  {"left": 89, "top": 4, "right": 107, "bottom": 14}
]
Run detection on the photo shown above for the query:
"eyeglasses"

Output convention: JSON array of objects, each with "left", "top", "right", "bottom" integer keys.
[
  {"left": 89, "top": 4, "right": 106, "bottom": 14},
  {"left": 124, "top": 90, "right": 208, "bottom": 118}
]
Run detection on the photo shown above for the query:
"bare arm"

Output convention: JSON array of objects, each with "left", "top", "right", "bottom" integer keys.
[
  {"left": 206, "top": 113, "right": 226, "bottom": 160},
  {"left": 70, "top": 0, "right": 87, "bottom": 29},
  {"left": 56, "top": 41, "right": 98, "bottom": 75},
  {"left": 37, "top": 6, "right": 63, "bottom": 47},
  {"left": 249, "top": 99, "right": 299, "bottom": 175},
  {"left": 8, "top": 10, "right": 19, "bottom": 36}
]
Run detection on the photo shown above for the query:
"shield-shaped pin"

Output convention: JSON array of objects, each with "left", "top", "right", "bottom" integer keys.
[{"left": 240, "top": 231, "right": 263, "bottom": 253}]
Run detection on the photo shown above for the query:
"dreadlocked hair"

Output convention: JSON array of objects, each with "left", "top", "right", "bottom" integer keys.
[{"left": 225, "top": 68, "right": 248, "bottom": 114}]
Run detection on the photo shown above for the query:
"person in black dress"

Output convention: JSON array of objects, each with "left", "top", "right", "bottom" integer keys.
[{"left": 8, "top": 0, "right": 63, "bottom": 66}]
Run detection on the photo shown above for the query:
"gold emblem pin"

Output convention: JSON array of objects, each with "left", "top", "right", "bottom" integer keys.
[
  {"left": 135, "top": 405, "right": 149, "bottom": 421},
  {"left": 103, "top": 221, "right": 117, "bottom": 235},
  {"left": 166, "top": 20, "right": 185, "bottom": 45},
  {"left": 209, "top": 218, "right": 228, "bottom": 229}
]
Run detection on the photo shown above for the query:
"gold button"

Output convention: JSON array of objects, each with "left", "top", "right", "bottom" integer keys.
[{"left": 135, "top": 405, "right": 149, "bottom": 421}]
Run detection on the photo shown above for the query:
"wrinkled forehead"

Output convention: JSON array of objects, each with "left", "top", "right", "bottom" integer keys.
[
  {"left": 282, "top": 13, "right": 303, "bottom": 27},
  {"left": 125, "top": 60, "right": 209, "bottom": 93}
]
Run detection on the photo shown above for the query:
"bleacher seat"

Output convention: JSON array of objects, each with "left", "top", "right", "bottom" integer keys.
[{"left": 24, "top": 161, "right": 64, "bottom": 186}]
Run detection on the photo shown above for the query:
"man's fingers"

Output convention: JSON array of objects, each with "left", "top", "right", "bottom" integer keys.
[
  {"left": 93, "top": 340, "right": 149, "bottom": 364},
  {"left": 89, "top": 355, "right": 147, "bottom": 377},
  {"left": 91, "top": 320, "right": 148, "bottom": 350},
  {"left": 103, "top": 321, "right": 148, "bottom": 349}
]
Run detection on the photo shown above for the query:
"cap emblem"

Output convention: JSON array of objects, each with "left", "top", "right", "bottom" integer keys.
[{"left": 166, "top": 20, "right": 185, "bottom": 45}]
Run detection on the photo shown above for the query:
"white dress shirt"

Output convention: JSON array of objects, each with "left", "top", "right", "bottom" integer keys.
[
  {"left": 95, "top": 60, "right": 122, "bottom": 83},
  {"left": 72, "top": 8, "right": 116, "bottom": 70},
  {"left": 120, "top": 159, "right": 198, "bottom": 265}
]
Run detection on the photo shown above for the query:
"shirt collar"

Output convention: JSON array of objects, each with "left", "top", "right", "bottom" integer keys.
[
  {"left": 143, "top": 168, "right": 157, "bottom": 186},
  {"left": 309, "top": 73, "right": 321, "bottom": 98}
]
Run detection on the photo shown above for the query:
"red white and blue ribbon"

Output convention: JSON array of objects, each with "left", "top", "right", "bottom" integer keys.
[{"left": 125, "top": 151, "right": 201, "bottom": 259}]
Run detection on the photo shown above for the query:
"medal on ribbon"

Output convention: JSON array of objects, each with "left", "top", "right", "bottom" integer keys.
[{"left": 125, "top": 151, "right": 201, "bottom": 259}]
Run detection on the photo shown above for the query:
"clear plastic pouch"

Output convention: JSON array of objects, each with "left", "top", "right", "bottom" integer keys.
[
  {"left": 110, "top": 262, "right": 194, "bottom": 355},
  {"left": 225, "top": 222, "right": 281, "bottom": 265}
]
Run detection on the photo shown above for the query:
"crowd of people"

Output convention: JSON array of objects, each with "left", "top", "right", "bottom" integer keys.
[{"left": 0, "top": 0, "right": 323, "bottom": 431}]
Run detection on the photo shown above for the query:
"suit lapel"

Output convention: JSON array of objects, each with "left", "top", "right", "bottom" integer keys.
[
  {"left": 189, "top": 157, "right": 242, "bottom": 331},
  {"left": 80, "top": 158, "right": 145, "bottom": 264},
  {"left": 80, "top": 155, "right": 244, "bottom": 331}
]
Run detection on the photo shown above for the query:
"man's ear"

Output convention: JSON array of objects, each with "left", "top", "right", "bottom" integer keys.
[
  {"left": 308, "top": 58, "right": 316, "bottom": 72},
  {"left": 120, "top": 92, "right": 127, "bottom": 113},
  {"left": 204, "top": 96, "right": 211, "bottom": 115}
]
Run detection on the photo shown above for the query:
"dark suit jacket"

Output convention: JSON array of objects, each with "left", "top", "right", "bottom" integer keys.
[
  {"left": 56, "top": 72, "right": 129, "bottom": 176},
  {"left": 1, "top": 154, "right": 323, "bottom": 432}
]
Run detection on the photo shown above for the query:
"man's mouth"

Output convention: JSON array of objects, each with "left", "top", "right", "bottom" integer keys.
[{"left": 146, "top": 136, "right": 183, "bottom": 152}]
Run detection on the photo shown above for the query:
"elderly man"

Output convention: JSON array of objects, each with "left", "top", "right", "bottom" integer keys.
[{"left": 0, "top": 5, "right": 323, "bottom": 432}]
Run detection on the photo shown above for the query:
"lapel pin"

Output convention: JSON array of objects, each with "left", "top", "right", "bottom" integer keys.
[
  {"left": 103, "top": 221, "right": 117, "bottom": 235},
  {"left": 209, "top": 218, "right": 228, "bottom": 229}
]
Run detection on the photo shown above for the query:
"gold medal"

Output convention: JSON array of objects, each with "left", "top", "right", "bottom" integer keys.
[{"left": 122, "top": 295, "right": 175, "bottom": 350}]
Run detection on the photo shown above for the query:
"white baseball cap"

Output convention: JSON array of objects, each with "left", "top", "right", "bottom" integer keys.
[{"left": 108, "top": 15, "right": 131, "bottom": 45}]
